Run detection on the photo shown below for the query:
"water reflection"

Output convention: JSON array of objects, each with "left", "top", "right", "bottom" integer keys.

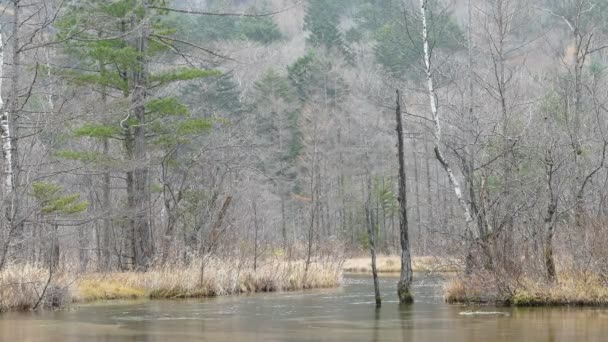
[
  {"left": 0, "top": 274, "right": 607, "bottom": 341},
  {"left": 399, "top": 303, "right": 414, "bottom": 342},
  {"left": 372, "top": 307, "right": 380, "bottom": 342}
]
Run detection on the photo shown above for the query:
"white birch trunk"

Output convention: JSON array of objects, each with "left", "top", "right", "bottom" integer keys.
[
  {"left": 0, "top": 30, "right": 15, "bottom": 271},
  {"left": 418, "top": 0, "right": 475, "bottom": 232},
  {"left": 0, "top": 33, "right": 13, "bottom": 199}
]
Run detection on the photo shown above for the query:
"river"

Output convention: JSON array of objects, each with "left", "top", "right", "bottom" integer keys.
[{"left": 1, "top": 274, "right": 607, "bottom": 341}]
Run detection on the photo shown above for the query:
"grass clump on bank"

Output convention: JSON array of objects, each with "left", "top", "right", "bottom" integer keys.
[
  {"left": 0, "top": 265, "right": 71, "bottom": 312},
  {"left": 0, "top": 259, "right": 342, "bottom": 311},
  {"left": 74, "top": 259, "right": 341, "bottom": 302},
  {"left": 444, "top": 272, "right": 608, "bottom": 306},
  {"left": 343, "top": 256, "right": 459, "bottom": 273},
  {"left": 77, "top": 279, "right": 146, "bottom": 301}
]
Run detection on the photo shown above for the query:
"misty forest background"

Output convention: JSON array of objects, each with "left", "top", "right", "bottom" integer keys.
[{"left": 1, "top": 0, "right": 608, "bottom": 290}]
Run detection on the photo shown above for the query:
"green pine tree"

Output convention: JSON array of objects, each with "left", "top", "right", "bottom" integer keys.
[
  {"left": 168, "top": 0, "right": 283, "bottom": 44},
  {"left": 287, "top": 50, "right": 348, "bottom": 105},
  {"left": 373, "top": 1, "right": 463, "bottom": 78},
  {"left": 304, "top": 0, "right": 354, "bottom": 61},
  {"left": 55, "top": 0, "right": 220, "bottom": 269}
]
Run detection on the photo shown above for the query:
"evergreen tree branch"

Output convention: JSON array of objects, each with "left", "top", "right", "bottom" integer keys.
[
  {"left": 149, "top": 1, "right": 302, "bottom": 18},
  {"left": 150, "top": 34, "right": 240, "bottom": 63}
]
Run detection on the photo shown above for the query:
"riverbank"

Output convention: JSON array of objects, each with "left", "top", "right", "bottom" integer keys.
[
  {"left": 343, "top": 256, "right": 459, "bottom": 273},
  {"left": 4, "top": 273, "right": 608, "bottom": 341},
  {"left": 444, "top": 272, "right": 608, "bottom": 306},
  {"left": 0, "top": 259, "right": 342, "bottom": 312}
]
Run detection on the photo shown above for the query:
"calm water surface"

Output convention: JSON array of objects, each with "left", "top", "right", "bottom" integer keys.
[{"left": 1, "top": 274, "right": 607, "bottom": 341}]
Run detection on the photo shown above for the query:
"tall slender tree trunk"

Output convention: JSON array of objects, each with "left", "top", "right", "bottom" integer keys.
[
  {"left": 253, "top": 201, "right": 259, "bottom": 271},
  {"left": 0, "top": 31, "right": 11, "bottom": 271},
  {"left": 131, "top": 4, "right": 152, "bottom": 269},
  {"left": 412, "top": 138, "right": 422, "bottom": 254},
  {"left": 160, "top": 198, "right": 176, "bottom": 264},
  {"left": 381, "top": 177, "right": 387, "bottom": 251},
  {"left": 9, "top": 0, "right": 22, "bottom": 261},
  {"left": 544, "top": 204, "right": 557, "bottom": 283},
  {"left": 200, "top": 196, "right": 232, "bottom": 285},
  {"left": 124, "top": 134, "right": 136, "bottom": 270},
  {"left": 338, "top": 128, "right": 347, "bottom": 241},
  {"left": 491, "top": 0, "right": 515, "bottom": 264},
  {"left": 464, "top": 0, "right": 478, "bottom": 272},
  {"left": 314, "top": 164, "right": 322, "bottom": 249},
  {"left": 543, "top": 151, "right": 558, "bottom": 282},
  {"left": 96, "top": 50, "right": 112, "bottom": 271},
  {"left": 0, "top": 2, "right": 23, "bottom": 270},
  {"left": 395, "top": 90, "right": 413, "bottom": 304},
  {"left": 305, "top": 137, "right": 319, "bottom": 278},
  {"left": 418, "top": 0, "right": 476, "bottom": 271},
  {"left": 101, "top": 138, "right": 112, "bottom": 270},
  {"left": 78, "top": 220, "right": 89, "bottom": 272},
  {"left": 570, "top": 25, "right": 585, "bottom": 232},
  {"left": 424, "top": 143, "right": 433, "bottom": 245},
  {"left": 280, "top": 194, "right": 287, "bottom": 250},
  {"left": 366, "top": 173, "right": 381, "bottom": 307}
]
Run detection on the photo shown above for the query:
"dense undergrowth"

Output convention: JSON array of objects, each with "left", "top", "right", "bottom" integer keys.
[{"left": 444, "top": 271, "right": 608, "bottom": 306}]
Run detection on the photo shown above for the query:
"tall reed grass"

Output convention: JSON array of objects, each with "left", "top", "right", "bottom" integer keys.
[
  {"left": 444, "top": 271, "right": 608, "bottom": 306},
  {"left": 0, "top": 258, "right": 342, "bottom": 312},
  {"left": 0, "top": 265, "right": 71, "bottom": 311}
]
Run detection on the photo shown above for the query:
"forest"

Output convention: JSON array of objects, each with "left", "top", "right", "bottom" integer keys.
[{"left": 2, "top": 0, "right": 608, "bottom": 314}]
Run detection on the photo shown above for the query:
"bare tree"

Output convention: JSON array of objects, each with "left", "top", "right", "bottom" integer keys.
[
  {"left": 395, "top": 90, "right": 413, "bottom": 304},
  {"left": 417, "top": 0, "right": 476, "bottom": 265}
]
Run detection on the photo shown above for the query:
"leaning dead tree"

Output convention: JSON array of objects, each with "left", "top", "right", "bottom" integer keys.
[
  {"left": 417, "top": 0, "right": 476, "bottom": 269},
  {"left": 418, "top": 0, "right": 473, "bottom": 229},
  {"left": 395, "top": 90, "right": 413, "bottom": 304}
]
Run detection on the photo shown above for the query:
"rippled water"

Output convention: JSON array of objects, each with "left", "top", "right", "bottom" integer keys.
[{"left": 1, "top": 274, "right": 607, "bottom": 341}]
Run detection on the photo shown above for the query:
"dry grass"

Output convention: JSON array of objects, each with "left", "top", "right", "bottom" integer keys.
[
  {"left": 76, "top": 279, "right": 146, "bottom": 301},
  {"left": 510, "top": 273, "right": 608, "bottom": 306},
  {"left": 444, "top": 272, "right": 608, "bottom": 306},
  {"left": 0, "top": 265, "right": 71, "bottom": 312},
  {"left": 343, "top": 256, "right": 460, "bottom": 273},
  {"left": 0, "top": 259, "right": 342, "bottom": 311},
  {"left": 443, "top": 276, "right": 487, "bottom": 304},
  {"left": 73, "top": 259, "right": 342, "bottom": 301}
]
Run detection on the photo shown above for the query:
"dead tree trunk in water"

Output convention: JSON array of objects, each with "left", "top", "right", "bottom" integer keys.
[
  {"left": 366, "top": 173, "right": 381, "bottom": 306},
  {"left": 395, "top": 90, "right": 413, "bottom": 304}
]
